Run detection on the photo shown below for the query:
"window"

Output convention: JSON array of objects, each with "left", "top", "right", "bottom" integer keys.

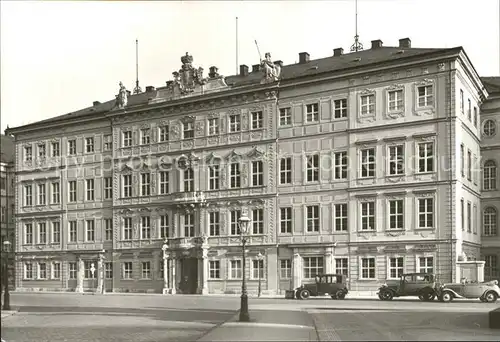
[
  {"left": 183, "top": 122, "right": 194, "bottom": 139},
  {"left": 306, "top": 154, "right": 319, "bottom": 182},
  {"left": 69, "top": 221, "right": 77, "bottom": 242},
  {"left": 24, "top": 185, "right": 33, "bottom": 206},
  {"left": 85, "top": 179, "right": 94, "bottom": 201},
  {"left": 460, "top": 89, "right": 464, "bottom": 113},
  {"left": 183, "top": 168, "right": 194, "bottom": 192},
  {"left": 303, "top": 257, "right": 324, "bottom": 278},
  {"left": 209, "top": 212, "right": 220, "bottom": 236},
  {"left": 279, "top": 157, "right": 292, "bottom": 184},
  {"left": 306, "top": 205, "right": 320, "bottom": 232},
  {"left": 418, "top": 257, "right": 434, "bottom": 274},
  {"left": 334, "top": 203, "right": 348, "bottom": 231},
  {"left": 417, "top": 85, "right": 433, "bottom": 107},
  {"left": 141, "top": 261, "right": 151, "bottom": 279},
  {"left": 388, "top": 199, "right": 404, "bottom": 230},
  {"left": 252, "top": 209, "right": 264, "bottom": 234},
  {"left": 208, "top": 118, "right": 219, "bottom": 135},
  {"left": 38, "top": 183, "right": 46, "bottom": 205},
  {"left": 388, "top": 145, "right": 404, "bottom": 175},
  {"left": 230, "top": 210, "right": 241, "bottom": 235},
  {"left": 473, "top": 107, "right": 478, "bottom": 127},
  {"left": 388, "top": 90, "right": 404, "bottom": 111},
  {"left": 123, "top": 217, "right": 133, "bottom": 240},
  {"left": 483, "top": 160, "right": 497, "bottom": 190},
  {"left": 251, "top": 111, "right": 263, "bottom": 129},
  {"left": 334, "top": 152, "right": 347, "bottom": 179},
  {"left": 360, "top": 148, "right": 375, "bottom": 178},
  {"left": 230, "top": 163, "right": 241, "bottom": 188},
  {"left": 85, "top": 137, "right": 94, "bottom": 153},
  {"left": 38, "top": 222, "right": 47, "bottom": 244},
  {"left": 68, "top": 180, "right": 77, "bottom": 202},
  {"left": 280, "top": 207, "right": 292, "bottom": 234},
  {"left": 52, "top": 142, "right": 60, "bottom": 157},
  {"left": 25, "top": 146, "right": 32, "bottom": 161},
  {"left": 389, "top": 257, "right": 404, "bottom": 279},
  {"left": 467, "top": 201, "right": 472, "bottom": 233},
  {"left": 160, "top": 215, "right": 169, "bottom": 239},
  {"left": 230, "top": 260, "right": 242, "bottom": 279},
  {"left": 229, "top": 114, "right": 241, "bottom": 132},
  {"left": 68, "top": 140, "right": 76, "bottom": 155},
  {"left": 141, "top": 173, "right": 151, "bottom": 196},
  {"left": 473, "top": 205, "right": 477, "bottom": 234},
  {"left": 0, "top": 206, "right": 5, "bottom": 222},
  {"left": 86, "top": 220, "right": 95, "bottom": 241},
  {"left": 104, "top": 177, "right": 112, "bottom": 199},
  {"left": 0, "top": 178, "right": 4, "bottom": 191},
  {"left": 123, "top": 131, "right": 132, "bottom": 147},
  {"left": 122, "top": 262, "right": 133, "bottom": 279},
  {"left": 483, "top": 120, "right": 496, "bottom": 137},
  {"left": 483, "top": 207, "right": 497, "bottom": 236},
  {"left": 122, "top": 175, "right": 132, "bottom": 197},
  {"left": 335, "top": 258, "right": 348, "bottom": 276},
  {"left": 52, "top": 222, "right": 60, "bottom": 243},
  {"left": 467, "top": 150, "right": 472, "bottom": 180},
  {"left": 334, "top": 99, "right": 347, "bottom": 118},
  {"left": 417, "top": 142, "right": 434, "bottom": 173},
  {"left": 38, "top": 144, "right": 46, "bottom": 159},
  {"left": 105, "top": 219, "right": 113, "bottom": 241},
  {"left": 460, "top": 144, "right": 465, "bottom": 176},
  {"left": 418, "top": 198, "right": 434, "bottom": 229},
  {"left": 52, "top": 262, "right": 61, "bottom": 279},
  {"left": 140, "top": 128, "right": 150, "bottom": 145},
  {"left": 25, "top": 223, "right": 33, "bottom": 244},
  {"left": 159, "top": 125, "right": 169, "bottom": 142},
  {"left": 141, "top": 216, "right": 151, "bottom": 239},
  {"left": 103, "top": 135, "right": 112, "bottom": 151},
  {"left": 208, "top": 165, "right": 220, "bottom": 190},
  {"left": 25, "top": 263, "right": 34, "bottom": 279},
  {"left": 105, "top": 262, "right": 113, "bottom": 279},
  {"left": 209, "top": 260, "right": 220, "bottom": 279},
  {"left": 280, "top": 259, "right": 291, "bottom": 278},
  {"left": 360, "top": 257, "right": 376, "bottom": 279},
  {"left": 485, "top": 255, "right": 498, "bottom": 279},
  {"left": 159, "top": 171, "right": 170, "bottom": 194},
  {"left": 467, "top": 99, "right": 471, "bottom": 121},
  {"left": 251, "top": 161, "right": 264, "bottom": 186},
  {"left": 305, "top": 103, "right": 319, "bottom": 122},
  {"left": 461, "top": 199, "right": 465, "bottom": 231},
  {"left": 38, "top": 263, "right": 47, "bottom": 279},
  {"left": 361, "top": 201, "right": 375, "bottom": 231},
  {"left": 184, "top": 214, "right": 194, "bottom": 237},
  {"left": 51, "top": 182, "right": 60, "bottom": 204},
  {"left": 68, "top": 263, "right": 77, "bottom": 279},
  {"left": 360, "top": 94, "right": 375, "bottom": 115},
  {"left": 279, "top": 108, "right": 291, "bottom": 126},
  {"left": 252, "top": 259, "right": 264, "bottom": 279}
]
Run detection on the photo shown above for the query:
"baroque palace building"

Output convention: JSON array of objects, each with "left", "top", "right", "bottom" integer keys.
[{"left": 5, "top": 38, "right": 500, "bottom": 294}]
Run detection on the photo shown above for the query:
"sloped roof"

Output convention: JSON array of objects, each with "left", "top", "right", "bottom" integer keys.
[
  {"left": 0, "top": 134, "right": 15, "bottom": 164},
  {"left": 482, "top": 77, "right": 500, "bottom": 94}
]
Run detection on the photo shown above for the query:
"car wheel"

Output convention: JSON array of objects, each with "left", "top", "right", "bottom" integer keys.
[
  {"left": 440, "top": 291, "right": 453, "bottom": 302},
  {"left": 330, "top": 295, "right": 337, "bottom": 300},
  {"left": 379, "top": 290, "right": 393, "bottom": 301},
  {"left": 419, "top": 291, "right": 435, "bottom": 301},
  {"left": 484, "top": 291, "right": 498, "bottom": 303},
  {"left": 336, "top": 290, "right": 346, "bottom": 300},
  {"left": 299, "top": 289, "right": 310, "bottom": 300}
]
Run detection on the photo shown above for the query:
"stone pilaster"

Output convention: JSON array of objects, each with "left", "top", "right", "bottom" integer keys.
[
  {"left": 96, "top": 254, "right": 104, "bottom": 294},
  {"left": 76, "top": 257, "right": 84, "bottom": 293},
  {"left": 292, "top": 253, "right": 302, "bottom": 288},
  {"left": 324, "top": 249, "right": 333, "bottom": 274},
  {"left": 201, "top": 245, "right": 209, "bottom": 294}
]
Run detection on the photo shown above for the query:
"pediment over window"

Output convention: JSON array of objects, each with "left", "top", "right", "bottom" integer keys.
[
  {"left": 247, "top": 146, "right": 265, "bottom": 159},
  {"left": 384, "top": 245, "right": 407, "bottom": 253},
  {"left": 356, "top": 246, "right": 379, "bottom": 254},
  {"left": 206, "top": 152, "right": 222, "bottom": 164},
  {"left": 180, "top": 115, "right": 196, "bottom": 124},
  {"left": 412, "top": 244, "right": 437, "bottom": 252},
  {"left": 386, "top": 84, "right": 404, "bottom": 91},
  {"left": 120, "top": 163, "right": 133, "bottom": 172},
  {"left": 118, "top": 208, "right": 134, "bottom": 216},
  {"left": 415, "top": 78, "right": 435, "bottom": 86},
  {"left": 225, "top": 149, "right": 242, "bottom": 161}
]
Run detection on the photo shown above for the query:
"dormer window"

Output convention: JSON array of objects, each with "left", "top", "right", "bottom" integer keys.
[{"left": 183, "top": 122, "right": 194, "bottom": 139}]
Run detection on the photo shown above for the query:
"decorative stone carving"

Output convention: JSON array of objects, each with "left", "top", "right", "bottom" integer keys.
[
  {"left": 195, "top": 121, "right": 204, "bottom": 136},
  {"left": 225, "top": 149, "right": 242, "bottom": 161},
  {"left": 114, "top": 82, "right": 128, "bottom": 109},
  {"left": 260, "top": 52, "right": 281, "bottom": 84},
  {"left": 438, "top": 63, "right": 445, "bottom": 71},
  {"left": 247, "top": 146, "right": 265, "bottom": 159},
  {"left": 171, "top": 53, "right": 206, "bottom": 94},
  {"left": 171, "top": 125, "right": 180, "bottom": 139},
  {"left": 180, "top": 115, "right": 195, "bottom": 124}
]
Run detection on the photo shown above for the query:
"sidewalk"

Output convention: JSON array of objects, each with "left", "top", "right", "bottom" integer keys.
[{"left": 1, "top": 309, "right": 18, "bottom": 319}]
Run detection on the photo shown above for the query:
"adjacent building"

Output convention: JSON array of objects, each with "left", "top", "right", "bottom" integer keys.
[{"left": 5, "top": 38, "right": 499, "bottom": 294}]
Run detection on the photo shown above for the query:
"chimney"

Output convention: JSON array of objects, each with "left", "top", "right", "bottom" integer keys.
[
  {"left": 239, "top": 64, "right": 249, "bottom": 76},
  {"left": 333, "top": 48, "right": 344, "bottom": 57},
  {"left": 371, "top": 39, "right": 383, "bottom": 49},
  {"left": 93, "top": 101, "right": 101, "bottom": 106},
  {"left": 252, "top": 64, "right": 261, "bottom": 72},
  {"left": 166, "top": 80, "right": 173, "bottom": 87},
  {"left": 126, "top": 90, "right": 131, "bottom": 96},
  {"left": 273, "top": 60, "right": 283, "bottom": 68},
  {"left": 299, "top": 52, "right": 310, "bottom": 64},
  {"left": 209, "top": 66, "right": 219, "bottom": 78},
  {"left": 145, "top": 86, "right": 155, "bottom": 92},
  {"left": 399, "top": 38, "right": 411, "bottom": 49}
]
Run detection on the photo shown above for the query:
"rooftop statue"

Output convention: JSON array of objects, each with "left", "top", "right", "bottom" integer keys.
[
  {"left": 261, "top": 52, "right": 281, "bottom": 84},
  {"left": 115, "top": 82, "right": 128, "bottom": 109}
]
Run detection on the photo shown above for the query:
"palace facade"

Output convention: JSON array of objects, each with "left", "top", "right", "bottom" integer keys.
[{"left": 6, "top": 38, "right": 499, "bottom": 294}]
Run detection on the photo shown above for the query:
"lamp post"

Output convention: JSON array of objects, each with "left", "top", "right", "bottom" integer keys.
[
  {"left": 257, "top": 252, "right": 263, "bottom": 298},
  {"left": 238, "top": 214, "right": 251, "bottom": 322},
  {"left": 3, "top": 240, "right": 12, "bottom": 310}
]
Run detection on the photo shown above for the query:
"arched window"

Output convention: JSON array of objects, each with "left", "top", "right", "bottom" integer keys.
[
  {"left": 483, "top": 119, "right": 497, "bottom": 137},
  {"left": 483, "top": 207, "right": 498, "bottom": 236},
  {"left": 483, "top": 160, "right": 497, "bottom": 190}
]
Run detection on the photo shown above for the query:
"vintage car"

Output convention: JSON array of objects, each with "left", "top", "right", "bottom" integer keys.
[
  {"left": 377, "top": 273, "right": 437, "bottom": 301},
  {"left": 294, "top": 274, "right": 349, "bottom": 300},
  {"left": 437, "top": 279, "right": 500, "bottom": 303}
]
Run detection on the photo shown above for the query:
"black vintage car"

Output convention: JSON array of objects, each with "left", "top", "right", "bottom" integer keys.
[
  {"left": 295, "top": 274, "right": 349, "bottom": 300},
  {"left": 377, "top": 272, "right": 437, "bottom": 301}
]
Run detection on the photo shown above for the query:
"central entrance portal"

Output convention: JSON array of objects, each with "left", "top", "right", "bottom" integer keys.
[{"left": 179, "top": 257, "right": 198, "bottom": 294}]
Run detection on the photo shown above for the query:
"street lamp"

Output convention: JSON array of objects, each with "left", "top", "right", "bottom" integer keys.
[
  {"left": 3, "top": 240, "right": 12, "bottom": 310},
  {"left": 257, "top": 252, "right": 264, "bottom": 298},
  {"left": 238, "top": 213, "right": 251, "bottom": 322}
]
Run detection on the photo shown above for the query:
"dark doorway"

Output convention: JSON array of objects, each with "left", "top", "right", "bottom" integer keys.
[{"left": 179, "top": 257, "right": 198, "bottom": 294}]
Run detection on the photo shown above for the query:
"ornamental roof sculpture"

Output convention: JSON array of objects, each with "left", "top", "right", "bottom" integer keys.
[
  {"left": 260, "top": 52, "right": 281, "bottom": 84},
  {"left": 114, "top": 81, "right": 128, "bottom": 109},
  {"left": 171, "top": 52, "right": 206, "bottom": 94}
]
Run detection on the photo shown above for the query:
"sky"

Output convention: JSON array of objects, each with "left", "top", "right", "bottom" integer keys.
[{"left": 1, "top": 0, "right": 499, "bottom": 133}]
